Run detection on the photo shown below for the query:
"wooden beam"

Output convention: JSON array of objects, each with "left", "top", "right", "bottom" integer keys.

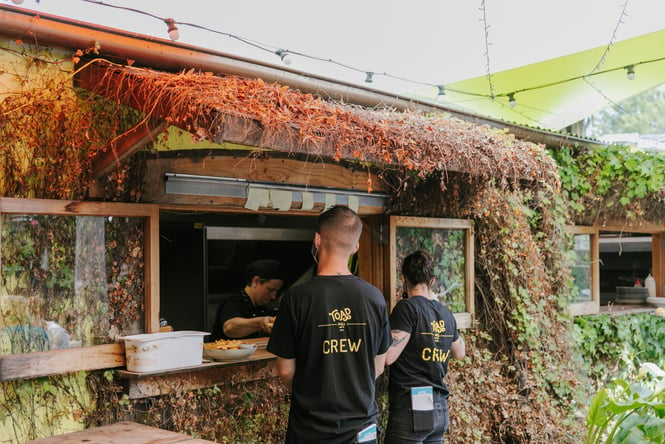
[
  {"left": 0, "top": 344, "right": 124, "bottom": 381},
  {"left": 145, "top": 205, "right": 161, "bottom": 333},
  {"left": 143, "top": 155, "right": 387, "bottom": 195},
  {"left": 92, "top": 120, "right": 167, "bottom": 178},
  {"left": 141, "top": 155, "right": 388, "bottom": 215},
  {"left": 118, "top": 358, "right": 277, "bottom": 399},
  {"left": 653, "top": 234, "right": 662, "bottom": 297},
  {"left": 0, "top": 197, "right": 156, "bottom": 217}
]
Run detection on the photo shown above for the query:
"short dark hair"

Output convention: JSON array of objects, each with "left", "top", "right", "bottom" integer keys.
[
  {"left": 245, "top": 259, "right": 285, "bottom": 285},
  {"left": 401, "top": 250, "right": 435, "bottom": 287},
  {"left": 318, "top": 205, "right": 362, "bottom": 255}
]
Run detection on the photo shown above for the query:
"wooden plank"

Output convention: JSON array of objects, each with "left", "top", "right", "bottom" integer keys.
[
  {"left": 143, "top": 155, "right": 388, "bottom": 197},
  {"left": 568, "top": 300, "right": 600, "bottom": 317},
  {"left": 653, "top": 234, "right": 662, "bottom": 298},
  {"left": 118, "top": 353, "right": 277, "bottom": 399},
  {"left": 0, "top": 344, "right": 125, "bottom": 381},
  {"left": 593, "top": 220, "right": 665, "bottom": 233},
  {"left": 453, "top": 312, "right": 472, "bottom": 330},
  {"left": 155, "top": 197, "right": 386, "bottom": 215},
  {"left": 599, "top": 304, "right": 655, "bottom": 316},
  {"left": 92, "top": 121, "right": 167, "bottom": 178},
  {"left": 358, "top": 216, "right": 385, "bottom": 296},
  {"left": 27, "top": 421, "right": 216, "bottom": 443},
  {"left": 390, "top": 215, "right": 473, "bottom": 230},
  {"left": 141, "top": 154, "right": 388, "bottom": 214},
  {"left": 146, "top": 205, "right": 161, "bottom": 333},
  {"left": 0, "top": 197, "right": 155, "bottom": 217},
  {"left": 465, "top": 226, "right": 475, "bottom": 322}
]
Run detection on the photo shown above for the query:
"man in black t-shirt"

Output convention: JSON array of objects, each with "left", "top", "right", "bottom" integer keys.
[
  {"left": 210, "top": 259, "right": 284, "bottom": 341},
  {"left": 268, "top": 206, "right": 391, "bottom": 444},
  {"left": 385, "top": 250, "right": 465, "bottom": 443}
]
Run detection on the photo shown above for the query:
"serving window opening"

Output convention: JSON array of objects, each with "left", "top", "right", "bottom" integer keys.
[{"left": 159, "top": 212, "right": 317, "bottom": 334}]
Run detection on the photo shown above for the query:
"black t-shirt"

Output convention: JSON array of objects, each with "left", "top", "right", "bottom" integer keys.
[
  {"left": 210, "top": 291, "right": 270, "bottom": 341},
  {"left": 267, "top": 275, "right": 391, "bottom": 443},
  {"left": 388, "top": 296, "right": 459, "bottom": 403}
]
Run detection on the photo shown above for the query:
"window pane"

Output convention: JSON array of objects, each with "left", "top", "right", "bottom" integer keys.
[
  {"left": 396, "top": 226, "right": 467, "bottom": 312},
  {"left": 570, "top": 234, "right": 592, "bottom": 303},
  {"left": 0, "top": 214, "right": 145, "bottom": 353}
]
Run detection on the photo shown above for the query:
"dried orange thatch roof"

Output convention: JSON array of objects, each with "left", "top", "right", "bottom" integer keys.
[{"left": 77, "top": 61, "right": 560, "bottom": 189}]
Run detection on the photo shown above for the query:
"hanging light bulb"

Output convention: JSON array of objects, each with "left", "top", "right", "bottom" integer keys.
[
  {"left": 275, "top": 49, "right": 292, "bottom": 66},
  {"left": 626, "top": 65, "right": 636, "bottom": 80},
  {"left": 164, "top": 18, "right": 180, "bottom": 41},
  {"left": 365, "top": 72, "right": 374, "bottom": 83},
  {"left": 435, "top": 85, "right": 446, "bottom": 102},
  {"left": 508, "top": 93, "right": 516, "bottom": 107}
]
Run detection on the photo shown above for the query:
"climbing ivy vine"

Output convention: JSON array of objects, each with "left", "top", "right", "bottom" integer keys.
[{"left": 549, "top": 145, "right": 665, "bottom": 224}]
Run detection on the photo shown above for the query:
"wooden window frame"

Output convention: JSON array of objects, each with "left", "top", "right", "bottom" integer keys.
[
  {"left": 388, "top": 216, "right": 474, "bottom": 329},
  {"left": 0, "top": 198, "right": 159, "bottom": 381},
  {"left": 566, "top": 226, "right": 600, "bottom": 316}
]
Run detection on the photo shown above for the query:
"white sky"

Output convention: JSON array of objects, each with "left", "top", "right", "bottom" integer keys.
[{"left": 8, "top": 0, "right": 665, "bottom": 95}]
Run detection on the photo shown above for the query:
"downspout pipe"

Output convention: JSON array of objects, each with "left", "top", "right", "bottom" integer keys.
[{"left": 0, "top": 5, "right": 599, "bottom": 148}]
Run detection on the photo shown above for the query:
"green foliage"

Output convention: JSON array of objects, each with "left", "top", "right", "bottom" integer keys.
[
  {"left": 0, "top": 372, "right": 91, "bottom": 442},
  {"left": 585, "top": 363, "right": 665, "bottom": 444},
  {"left": 396, "top": 226, "right": 467, "bottom": 311},
  {"left": 85, "top": 370, "right": 290, "bottom": 443},
  {"left": 574, "top": 313, "right": 665, "bottom": 384},
  {"left": 549, "top": 145, "right": 665, "bottom": 223}
]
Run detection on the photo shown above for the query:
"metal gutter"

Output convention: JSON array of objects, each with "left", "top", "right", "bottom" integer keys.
[{"left": 0, "top": 5, "right": 600, "bottom": 148}]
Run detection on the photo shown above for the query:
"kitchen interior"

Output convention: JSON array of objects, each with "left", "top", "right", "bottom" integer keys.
[
  {"left": 159, "top": 210, "right": 318, "bottom": 334},
  {"left": 599, "top": 231, "right": 656, "bottom": 306}
]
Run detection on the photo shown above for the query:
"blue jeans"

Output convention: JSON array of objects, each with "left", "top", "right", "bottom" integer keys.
[{"left": 384, "top": 398, "right": 449, "bottom": 444}]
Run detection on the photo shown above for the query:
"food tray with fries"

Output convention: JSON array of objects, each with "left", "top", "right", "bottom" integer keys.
[{"left": 203, "top": 339, "right": 257, "bottom": 361}]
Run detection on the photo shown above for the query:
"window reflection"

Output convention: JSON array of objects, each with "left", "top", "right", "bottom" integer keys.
[
  {"left": 395, "top": 225, "right": 469, "bottom": 313},
  {"left": 0, "top": 214, "right": 145, "bottom": 353},
  {"left": 570, "top": 234, "right": 592, "bottom": 303}
]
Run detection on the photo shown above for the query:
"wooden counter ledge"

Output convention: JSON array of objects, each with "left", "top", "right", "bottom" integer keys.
[
  {"left": 116, "top": 338, "right": 278, "bottom": 399},
  {"left": 27, "top": 421, "right": 216, "bottom": 443}
]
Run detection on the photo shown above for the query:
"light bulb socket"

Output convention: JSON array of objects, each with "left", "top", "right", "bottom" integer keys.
[
  {"left": 365, "top": 72, "right": 374, "bottom": 83},
  {"left": 276, "top": 49, "right": 292, "bottom": 65},
  {"left": 164, "top": 18, "right": 180, "bottom": 41},
  {"left": 508, "top": 93, "right": 516, "bottom": 107},
  {"left": 626, "top": 65, "right": 635, "bottom": 80}
]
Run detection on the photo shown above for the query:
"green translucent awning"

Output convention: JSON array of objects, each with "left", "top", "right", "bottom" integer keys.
[{"left": 413, "top": 29, "right": 665, "bottom": 131}]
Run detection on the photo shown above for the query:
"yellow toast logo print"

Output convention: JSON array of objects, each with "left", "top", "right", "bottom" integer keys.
[
  {"left": 321, "top": 307, "right": 363, "bottom": 354},
  {"left": 420, "top": 319, "right": 452, "bottom": 362},
  {"left": 329, "top": 308, "right": 352, "bottom": 322},
  {"left": 430, "top": 319, "right": 447, "bottom": 341}
]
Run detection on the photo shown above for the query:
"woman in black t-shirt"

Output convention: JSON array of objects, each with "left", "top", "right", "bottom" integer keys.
[{"left": 385, "top": 250, "right": 466, "bottom": 444}]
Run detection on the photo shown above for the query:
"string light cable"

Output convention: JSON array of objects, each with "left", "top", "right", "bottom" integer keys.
[
  {"left": 588, "top": 0, "right": 630, "bottom": 75},
  {"left": 7, "top": 0, "right": 663, "bottom": 110},
  {"left": 583, "top": 75, "right": 665, "bottom": 135},
  {"left": 74, "top": 0, "right": 503, "bottom": 100},
  {"left": 479, "top": 0, "right": 496, "bottom": 99},
  {"left": 501, "top": 57, "right": 665, "bottom": 101}
]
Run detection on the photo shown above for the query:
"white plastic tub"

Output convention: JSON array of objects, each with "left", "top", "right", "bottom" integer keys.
[{"left": 122, "top": 331, "right": 209, "bottom": 373}]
